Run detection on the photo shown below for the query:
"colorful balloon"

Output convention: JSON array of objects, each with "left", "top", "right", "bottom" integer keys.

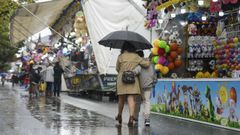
[
  {"left": 153, "top": 39, "right": 160, "bottom": 47},
  {"left": 168, "top": 62, "right": 175, "bottom": 70},
  {"left": 161, "top": 66, "right": 169, "bottom": 75},
  {"left": 159, "top": 40, "right": 167, "bottom": 48},
  {"left": 170, "top": 43, "right": 178, "bottom": 51},
  {"left": 151, "top": 47, "right": 159, "bottom": 55},
  {"left": 152, "top": 56, "right": 159, "bottom": 64},
  {"left": 155, "top": 64, "right": 163, "bottom": 71},
  {"left": 158, "top": 48, "right": 165, "bottom": 56},
  {"left": 165, "top": 45, "right": 170, "bottom": 53},
  {"left": 158, "top": 56, "right": 166, "bottom": 64}
]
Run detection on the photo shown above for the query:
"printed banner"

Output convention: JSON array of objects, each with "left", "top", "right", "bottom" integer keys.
[
  {"left": 65, "top": 74, "right": 101, "bottom": 90},
  {"left": 151, "top": 80, "right": 240, "bottom": 129}
]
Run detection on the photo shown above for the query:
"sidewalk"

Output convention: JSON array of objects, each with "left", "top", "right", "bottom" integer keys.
[
  {"left": 9, "top": 83, "right": 240, "bottom": 135},
  {"left": 60, "top": 93, "right": 142, "bottom": 126}
]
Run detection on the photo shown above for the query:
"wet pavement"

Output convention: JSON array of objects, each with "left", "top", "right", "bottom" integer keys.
[{"left": 0, "top": 83, "right": 240, "bottom": 135}]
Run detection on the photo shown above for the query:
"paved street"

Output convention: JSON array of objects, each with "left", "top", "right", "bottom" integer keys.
[{"left": 0, "top": 82, "right": 239, "bottom": 135}]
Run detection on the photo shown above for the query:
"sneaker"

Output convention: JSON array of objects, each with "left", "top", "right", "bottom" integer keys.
[{"left": 144, "top": 119, "right": 150, "bottom": 126}]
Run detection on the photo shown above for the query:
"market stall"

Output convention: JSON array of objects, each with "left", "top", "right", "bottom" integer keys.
[{"left": 143, "top": 0, "right": 240, "bottom": 131}]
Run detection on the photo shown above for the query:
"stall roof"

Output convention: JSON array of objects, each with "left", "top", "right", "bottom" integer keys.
[{"left": 10, "top": 0, "right": 73, "bottom": 44}]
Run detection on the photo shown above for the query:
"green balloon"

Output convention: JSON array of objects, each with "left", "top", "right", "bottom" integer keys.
[
  {"left": 165, "top": 45, "right": 170, "bottom": 53},
  {"left": 159, "top": 40, "right": 167, "bottom": 48},
  {"left": 152, "top": 56, "right": 159, "bottom": 64}
]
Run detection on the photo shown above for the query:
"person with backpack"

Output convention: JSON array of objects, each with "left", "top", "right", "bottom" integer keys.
[{"left": 133, "top": 50, "right": 157, "bottom": 126}]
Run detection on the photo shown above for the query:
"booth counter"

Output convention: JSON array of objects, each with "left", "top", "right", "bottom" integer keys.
[{"left": 151, "top": 78, "right": 240, "bottom": 131}]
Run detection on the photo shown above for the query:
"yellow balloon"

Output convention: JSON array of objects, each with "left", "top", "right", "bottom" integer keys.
[
  {"left": 153, "top": 39, "right": 160, "bottom": 48},
  {"left": 151, "top": 47, "right": 159, "bottom": 55},
  {"left": 196, "top": 72, "right": 204, "bottom": 78},
  {"left": 161, "top": 66, "right": 169, "bottom": 75},
  {"left": 211, "top": 72, "right": 218, "bottom": 78},
  {"left": 204, "top": 72, "right": 211, "bottom": 78},
  {"left": 155, "top": 64, "right": 163, "bottom": 71}
]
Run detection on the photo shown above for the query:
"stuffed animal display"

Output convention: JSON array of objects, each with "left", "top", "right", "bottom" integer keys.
[{"left": 188, "top": 36, "right": 215, "bottom": 58}]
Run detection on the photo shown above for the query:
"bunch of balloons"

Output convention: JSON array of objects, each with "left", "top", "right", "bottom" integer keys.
[
  {"left": 213, "top": 37, "right": 240, "bottom": 76},
  {"left": 151, "top": 39, "right": 183, "bottom": 75}
]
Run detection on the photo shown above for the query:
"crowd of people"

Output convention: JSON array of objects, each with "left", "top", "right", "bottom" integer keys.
[
  {"left": 27, "top": 62, "right": 64, "bottom": 98},
  {"left": 1, "top": 62, "right": 65, "bottom": 98},
  {"left": 115, "top": 42, "right": 157, "bottom": 127}
]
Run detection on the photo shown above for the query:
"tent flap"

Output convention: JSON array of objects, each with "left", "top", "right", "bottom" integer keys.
[{"left": 10, "top": 0, "right": 73, "bottom": 44}]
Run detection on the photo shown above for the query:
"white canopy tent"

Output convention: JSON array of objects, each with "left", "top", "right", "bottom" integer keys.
[
  {"left": 82, "top": 0, "right": 158, "bottom": 75},
  {"left": 10, "top": 0, "right": 74, "bottom": 44}
]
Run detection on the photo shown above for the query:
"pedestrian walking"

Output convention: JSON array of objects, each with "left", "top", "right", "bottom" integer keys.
[
  {"left": 11, "top": 73, "right": 18, "bottom": 87},
  {"left": 53, "top": 62, "right": 64, "bottom": 97},
  {"left": 115, "top": 42, "right": 150, "bottom": 126},
  {"left": 1, "top": 74, "right": 5, "bottom": 87},
  {"left": 133, "top": 50, "right": 157, "bottom": 126},
  {"left": 29, "top": 64, "right": 41, "bottom": 97},
  {"left": 41, "top": 63, "right": 54, "bottom": 97}
]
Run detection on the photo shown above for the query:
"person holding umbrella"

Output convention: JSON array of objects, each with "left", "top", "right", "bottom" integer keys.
[
  {"left": 115, "top": 42, "right": 150, "bottom": 126},
  {"left": 99, "top": 30, "right": 152, "bottom": 126}
]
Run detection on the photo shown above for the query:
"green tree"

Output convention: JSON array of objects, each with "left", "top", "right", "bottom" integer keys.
[{"left": 0, "top": 0, "right": 34, "bottom": 71}]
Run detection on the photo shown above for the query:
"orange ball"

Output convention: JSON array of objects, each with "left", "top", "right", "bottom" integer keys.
[
  {"left": 170, "top": 43, "right": 178, "bottom": 51},
  {"left": 170, "top": 51, "right": 177, "bottom": 59},
  {"left": 177, "top": 47, "right": 183, "bottom": 54},
  {"left": 167, "top": 56, "right": 174, "bottom": 62},
  {"left": 174, "top": 59, "right": 182, "bottom": 67},
  {"left": 168, "top": 62, "right": 175, "bottom": 70}
]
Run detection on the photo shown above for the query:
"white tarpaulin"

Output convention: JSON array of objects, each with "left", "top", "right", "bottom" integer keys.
[
  {"left": 82, "top": 0, "right": 158, "bottom": 75},
  {"left": 10, "top": 0, "right": 73, "bottom": 44}
]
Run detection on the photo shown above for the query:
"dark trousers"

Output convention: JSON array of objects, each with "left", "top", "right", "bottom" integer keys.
[
  {"left": 54, "top": 79, "right": 61, "bottom": 97},
  {"left": 46, "top": 82, "right": 53, "bottom": 97}
]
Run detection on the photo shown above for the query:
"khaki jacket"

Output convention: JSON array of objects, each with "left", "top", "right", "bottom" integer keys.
[{"left": 116, "top": 51, "right": 150, "bottom": 95}]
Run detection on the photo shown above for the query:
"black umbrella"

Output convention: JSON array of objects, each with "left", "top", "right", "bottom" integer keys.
[{"left": 98, "top": 30, "right": 152, "bottom": 49}]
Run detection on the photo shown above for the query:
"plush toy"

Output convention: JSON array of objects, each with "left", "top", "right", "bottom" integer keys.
[
  {"left": 196, "top": 60, "right": 203, "bottom": 71},
  {"left": 196, "top": 72, "right": 204, "bottom": 78},
  {"left": 209, "top": 1, "right": 222, "bottom": 13},
  {"left": 161, "top": 31, "right": 171, "bottom": 41},
  {"left": 209, "top": 60, "right": 215, "bottom": 70},
  {"left": 188, "top": 24, "right": 197, "bottom": 35}
]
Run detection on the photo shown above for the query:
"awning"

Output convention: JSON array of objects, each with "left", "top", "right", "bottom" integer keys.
[{"left": 10, "top": 0, "right": 74, "bottom": 44}]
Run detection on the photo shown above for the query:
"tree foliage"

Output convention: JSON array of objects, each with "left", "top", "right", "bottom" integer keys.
[{"left": 0, "top": 0, "right": 34, "bottom": 71}]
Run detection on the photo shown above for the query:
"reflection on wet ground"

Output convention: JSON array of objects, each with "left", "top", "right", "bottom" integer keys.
[
  {"left": 24, "top": 95, "right": 240, "bottom": 135},
  {"left": 25, "top": 97, "right": 120, "bottom": 135}
]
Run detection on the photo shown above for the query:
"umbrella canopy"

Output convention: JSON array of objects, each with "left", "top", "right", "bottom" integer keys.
[{"left": 98, "top": 30, "right": 152, "bottom": 49}]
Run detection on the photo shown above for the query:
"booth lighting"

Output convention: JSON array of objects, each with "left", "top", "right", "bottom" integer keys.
[
  {"left": 158, "top": 19, "right": 163, "bottom": 24},
  {"left": 180, "top": 21, "right": 187, "bottom": 26},
  {"left": 171, "top": 13, "right": 176, "bottom": 18},
  {"left": 219, "top": 11, "right": 224, "bottom": 16},
  {"left": 238, "top": 9, "right": 240, "bottom": 14},
  {"left": 212, "top": 0, "right": 218, "bottom": 2},
  {"left": 180, "top": 8, "right": 186, "bottom": 14},
  {"left": 202, "top": 16, "right": 207, "bottom": 21},
  {"left": 198, "top": 0, "right": 204, "bottom": 6}
]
